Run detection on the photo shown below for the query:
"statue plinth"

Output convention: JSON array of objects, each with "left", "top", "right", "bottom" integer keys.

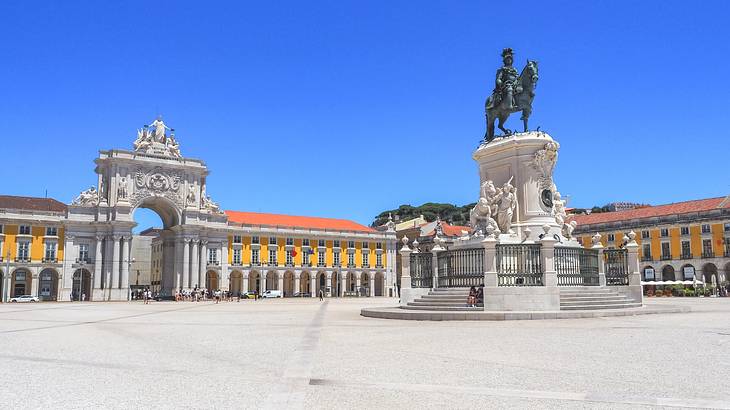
[{"left": 472, "top": 131, "right": 576, "bottom": 244}]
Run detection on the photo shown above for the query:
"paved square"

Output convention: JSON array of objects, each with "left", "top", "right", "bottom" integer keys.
[{"left": 1, "top": 298, "right": 728, "bottom": 409}]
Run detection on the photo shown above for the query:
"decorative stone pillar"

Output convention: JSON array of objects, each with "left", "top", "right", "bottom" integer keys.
[
  {"left": 398, "top": 237, "right": 413, "bottom": 306},
  {"left": 182, "top": 239, "right": 190, "bottom": 289},
  {"left": 94, "top": 236, "right": 103, "bottom": 289},
  {"left": 242, "top": 271, "right": 249, "bottom": 294},
  {"left": 482, "top": 234, "right": 498, "bottom": 288},
  {"left": 326, "top": 272, "right": 332, "bottom": 297},
  {"left": 540, "top": 227, "right": 558, "bottom": 288},
  {"left": 294, "top": 271, "right": 301, "bottom": 296},
  {"left": 111, "top": 235, "right": 121, "bottom": 291},
  {"left": 191, "top": 240, "right": 200, "bottom": 288},
  {"left": 174, "top": 238, "right": 183, "bottom": 291},
  {"left": 277, "top": 271, "right": 284, "bottom": 293},
  {"left": 624, "top": 231, "right": 643, "bottom": 304},
  {"left": 369, "top": 275, "right": 375, "bottom": 296},
  {"left": 121, "top": 236, "right": 130, "bottom": 293},
  {"left": 591, "top": 233, "right": 606, "bottom": 286},
  {"left": 220, "top": 241, "right": 229, "bottom": 291},
  {"left": 199, "top": 240, "right": 208, "bottom": 289},
  {"left": 30, "top": 272, "right": 39, "bottom": 297},
  {"left": 431, "top": 236, "right": 445, "bottom": 290},
  {"left": 340, "top": 272, "right": 347, "bottom": 297}
]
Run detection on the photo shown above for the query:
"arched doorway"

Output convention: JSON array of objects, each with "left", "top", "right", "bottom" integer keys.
[
  {"left": 642, "top": 266, "right": 656, "bottom": 281},
  {"left": 703, "top": 263, "right": 718, "bottom": 285},
  {"left": 265, "top": 271, "right": 278, "bottom": 290},
  {"left": 229, "top": 271, "right": 242, "bottom": 296},
  {"left": 283, "top": 271, "right": 294, "bottom": 297},
  {"left": 72, "top": 269, "right": 91, "bottom": 301},
  {"left": 374, "top": 272, "right": 385, "bottom": 296},
  {"left": 661, "top": 265, "right": 675, "bottom": 281},
  {"left": 206, "top": 270, "right": 219, "bottom": 290},
  {"left": 680, "top": 264, "right": 696, "bottom": 281},
  {"left": 317, "top": 272, "right": 327, "bottom": 296},
  {"left": 249, "top": 271, "right": 260, "bottom": 293},
  {"left": 38, "top": 268, "right": 59, "bottom": 301},
  {"left": 300, "top": 271, "right": 311, "bottom": 294},
  {"left": 11, "top": 269, "right": 31, "bottom": 298},
  {"left": 347, "top": 272, "right": 356, "bottom": 293},
  {"left": 361, "top": 272, "right": 370, "bottom": 296}
]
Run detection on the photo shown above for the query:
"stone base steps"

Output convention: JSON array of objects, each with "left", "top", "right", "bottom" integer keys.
[
  {"left": 560, "top": 287, "right": 640, "bottom": 310},
  {"left": 402, "top": 288, "right": 482, "bottom": 311}
]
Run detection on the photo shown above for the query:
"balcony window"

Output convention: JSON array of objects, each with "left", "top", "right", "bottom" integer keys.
[
  {"left": 376, "top": 253, "right": 383, "bottom": 267},
  {"left": 317, "top": 251, "right": 325, "bottom": 267},
  {"left": 660, "top": 228, "right": 669, "bottom": 237},
  {"left": 641, "top": 230, "right": 649, "bottom": 239},
  {"left": 680, "top": 226, "right": 690, "bottom": 236},
  {"left": 702, "top": 239, "right": 713, "bottom": 257},
  {"left": 725, "top": 223, "right": 730, "bottom": 232},
  {"left": 302, "top": 238, "right": 310, "bottom": 247},
  {"left": 251, "top": 249, "right": 260, "bottom": 265},
  {"left": 681, "top": 241, "right": 691, "bottom": 259},
  {"left": 701, "top": 224, "right": 711, "bottom": 234},
  {"left": 19, "top": 225, "right": 31, "bottom": 235},
  {"left": 286, "top": 237, "right": 293, "bottom": 246},
  {"left": 333, "top": 252, "right": 340, "bottom": 266},
  {"left": 46, "top": 227, "right": 58, "bottom": 236},
  {"left": 362, "top": 253, "right": 369, "bottom": 268},
  {"left": 660, "top": 242, "right": 671, "bottom": 260},
  {"left": 269, "top": 237, "right": 277, "bottom": 245},
  {"left": 302, "top": 250, "right": 310, "bottom": 266},
  {"left": 17, "top": 241, "right": 30, "bottom": 261},
  {"left": 252, "top": 236, "right": 260, "bottom": 244},
  {"left": 347, "top": 252, "right": 355, "bottom": 267},
  {"left": 232, "top": 248, "right": 241, "bottom": 265},
  {"left": 725, "top": 238, "right": 730, "bottom": 256},
  {"left": 0, "top": 224, "right": 3, "bottom": 234},
  {"left": 642, "top": 244, "right": 651, "bottom": 260},
  {"left": 78, "top": 244, "right": 90, "bottom": 263},
  {"left": 607, "top": 234, "right": 615, "bottom": 242},
  {"left": 233, "top": 235, "right": 242, "bottom": 244},
  {"left": 268, "top": 249, "right": 277, "bottom": 265},
  {"left": 44, "top": 242, "right": 57, "bottom": 262}
]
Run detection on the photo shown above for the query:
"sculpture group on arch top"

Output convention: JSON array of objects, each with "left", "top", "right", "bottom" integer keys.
[
  {"left": 71, "top": 116, "right": 223, "bottom": 215},
  {"left": 466, "top": 48, "right": 577, "bottom": 244}
]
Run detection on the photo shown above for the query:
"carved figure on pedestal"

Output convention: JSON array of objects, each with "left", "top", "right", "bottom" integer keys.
[
  {"left": 532, "top": 141, "right": 560, "bottom": 190},
  {"left": 117, "top": 177, "right": 129, "bottom": 200},
  {"left": 133, "top": 128, "right": 153, "bottom": 151},
  {"left": 496, "top": 180, "right": 518, "bottom": 234},
  {"left": 200, "top": 185, "right": 222, "bottom": 214},
  {"left": 166, "top": 133, "right": 181, "bottom": 158},
  {"left": 562, "top": 220, "right": 577, "bottom": 240},
  {"left": 72, "top": 186, "right": 99, "bottom": 206},
  {"left": 470, "top": 180, "right": 501, "bottom": 236},
  {"left": 149, "top": 117, "right": 170, "bottom": 143},
  {"left": 553, "top": 191, "right": 567, "bottom": 226},
  {"left": 186, "top": 185, "right": 197, "bottom": 207},
  {"left": 484, "top": 48, "right": 540, "bottom": 142}
]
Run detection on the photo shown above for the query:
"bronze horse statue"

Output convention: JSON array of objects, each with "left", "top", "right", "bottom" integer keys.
[{"left": 484, "top": 60, "right": 539, "bottom": 142}]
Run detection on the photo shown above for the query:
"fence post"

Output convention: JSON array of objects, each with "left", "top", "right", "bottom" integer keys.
[
  {"left": 431, "top": 236, "right": 444, "bottom": 290},
  {"left": 399, "top": 237, "right": 413, "bottom": 306},
  {"left": 591, "top": 233, "right": 606, "bottom": 286},
  {"left": 624, "top": 231, "right": 643, "bottom": 303},
  {"left": 482, "top": 235, "right": 498, "bottom": 288},
  {"left": 540, "top": 226, "right": 557, "bottom": 287}
]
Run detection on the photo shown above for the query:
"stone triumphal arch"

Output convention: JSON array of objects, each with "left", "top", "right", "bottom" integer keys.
[{"left": 63, "top": 118, "right": 229, "bottom": 300}]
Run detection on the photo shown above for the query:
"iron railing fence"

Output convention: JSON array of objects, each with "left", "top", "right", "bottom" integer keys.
[
  {"left": 604, "top": 248, "right": 629, "bottom": 286},
  {"left": 410, "top": 252, "right": 433, "bottom": 288},
  {"left": 555, "top": 247, "right": 599, "bottom": 286},
  {"left": 496, "top": 244, "right": 543, "bottom": 286},
  {"left": 437, "top": 248, "right": 484, "bottom": 288}
]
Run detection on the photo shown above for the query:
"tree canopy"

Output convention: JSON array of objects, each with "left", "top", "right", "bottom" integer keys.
[{"left": 371, "top": 202, "right": 475, "bottom": 227}]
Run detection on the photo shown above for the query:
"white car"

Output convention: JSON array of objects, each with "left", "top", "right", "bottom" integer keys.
[
  {"left": 261, "top": 290, "right": 283, "bottom": 298},
  {"left": 9, "top": 295, "right": 39, "bottom": 303}
]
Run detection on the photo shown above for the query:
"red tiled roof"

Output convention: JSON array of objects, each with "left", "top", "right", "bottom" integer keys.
[
  {"left": 225, "top": 210, "right": 375, "bottom": 233},
  {"left": 423, "top": 222, "right": 472, "bottom": 237},
  {"left": 0, "top": 195, "right": 67, "bottom": 213},
  {"left": 570, "top": 196, "right": 730, "bottom": 226}
]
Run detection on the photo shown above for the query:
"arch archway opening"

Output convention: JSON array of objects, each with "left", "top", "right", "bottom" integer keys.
[
  {"left": 39, "top": 268, "right": 59, "bottom": 301},
  {"left": 661, "top": 265, "right": 675, "bottom": 282},
  {"left": 10, "top": 269, "right": 32, "bottom": 298},
  {"left": 72, "top": 268, "right": 92, "bottom": 301}
]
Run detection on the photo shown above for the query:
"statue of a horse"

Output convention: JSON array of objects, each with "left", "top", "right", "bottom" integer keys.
[{"left": 484, "top": 60, "right": 539, "bottom": 142}]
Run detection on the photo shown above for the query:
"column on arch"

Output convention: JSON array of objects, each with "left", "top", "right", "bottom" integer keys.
[
  {"left": 277, "top": 271, "right": 284, "bottom": 294},
  {"left": 93, "top": 235, "right": 103, "bottom": 289},
  {"left": 310, "top": 274, "right": 316, "bottom": 297},
  {"left": 120, "top": 236, "right": 130, "bottom": 290},
  {"left": 294, "top": 271, "right": 301, "bottom": 296},
  {"left": 369, "top": 275, "right": 375, "bottom": 297},
  {"left": 190, "top": 240, "right": 200, "bottom": 289},
  {"left": 199, "top": 240, "right": 208, "bottom": 290},
  {"left": 182, "top": 239, "right": 190, "bottom": 289},
  {"left": 111, "top": 235, "right": 121, "bottom": 289}
]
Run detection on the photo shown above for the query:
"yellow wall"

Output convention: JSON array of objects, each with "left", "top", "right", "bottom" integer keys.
[
  {"left": 325, "top": 240, "right": 333, "bottom": 265},
  {"left": 4, "top": 225, "right": 17, "bottom": 259},
  {"left": 650, "top": 229, "right": 660, "bottom": 258},
  {"left": 242, "top": 236, "right": 251, "bottom": 264},
  {"left": 31, "top": 226, "right": 44, "bottom": 260},
  {"left": 712, "top": 223, "right": 724, "bottom": 256},
  {"left": 57, "top": 227, "right": 64, "bottom": 260},
  {"left": 690, "top": 226, "right": 702, "bottom": 258},
  {"left": 669, "top": 227, "right": 680, "bottom": 258}
]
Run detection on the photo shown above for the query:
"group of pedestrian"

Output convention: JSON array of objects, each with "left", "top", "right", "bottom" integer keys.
[{"left": 467, "top": 285, "right": 484, "bottom": 308}]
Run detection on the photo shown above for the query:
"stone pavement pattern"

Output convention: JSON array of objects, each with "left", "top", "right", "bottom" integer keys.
[{"left": 0, "top": 298, "right": 728, "bottom": 409}]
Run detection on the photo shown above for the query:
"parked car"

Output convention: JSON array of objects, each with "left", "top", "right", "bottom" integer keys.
[
  {"left": 293, "top": 292, "right": 311, "bottom": 297},
  {"left": 261, "top": 290, "right": 283, "bottom": 298},
  {"left": 9, "top": 295, "right": 39, "bottom": 303},
  {"left": 243, "top": 291, "right": 258, "bottom": 299}
]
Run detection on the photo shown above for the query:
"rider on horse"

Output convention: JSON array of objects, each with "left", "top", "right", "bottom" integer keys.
[{"left": 487, "top": 48, "right": 521, "bottom": 112}]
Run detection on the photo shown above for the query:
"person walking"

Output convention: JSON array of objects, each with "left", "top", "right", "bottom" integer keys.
[{"left": 318, "top": 288, "right": 324, "bottom": 301}]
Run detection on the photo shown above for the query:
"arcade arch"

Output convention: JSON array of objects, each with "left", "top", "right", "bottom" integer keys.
[
  {"left": 38, "top": 268, "right": 59, "bottom": 301},
  {"left": 283, "top": 271, "right": 294, "bottom": 296},
  {"left": 229, "top": 271, "right": 242, "bottom": 295},
  {"left": 374, "top": 272, "right": 385, "bottom": 296},
  {"left": 11, "top": 268, "right": 31, "bottom": 298},
  {"left": 703, "top": 263, "right": 718, "bottom": 285},
  {"left": 72, "top": 268, "right": 92, "bottom": 301},
  {"left": 661, "top": 265, "right": 675, "bottom": 281}
]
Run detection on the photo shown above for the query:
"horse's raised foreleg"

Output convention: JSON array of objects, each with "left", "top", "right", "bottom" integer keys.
[{"left": 497, "top": 115, "right": 511, "bottom": 136}]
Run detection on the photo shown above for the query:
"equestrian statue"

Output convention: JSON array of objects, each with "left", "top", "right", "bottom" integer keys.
[{"left": 484, "top": 48, "right": 539, "bottom": 143}]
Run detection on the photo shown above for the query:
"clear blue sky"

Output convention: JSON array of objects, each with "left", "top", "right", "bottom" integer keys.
[{"left": 1, "top": 1, "right": 729, "bottom": 231}]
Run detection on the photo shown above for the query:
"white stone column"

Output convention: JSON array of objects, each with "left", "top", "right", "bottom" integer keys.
[
  {"left": 483, "top": 235, "right": 498, "bottom": 288},
  {"left": 432, "top": 239, "right": 445, "bottom": 290},
  {"left": 326, "top": 272, "right": 332, "bottom": 297},
  {"left": 369, "top": 275, "right": 375, "bottom": 296},
  {"left": 191, "top": 240, "right": 200, "bottom": 288},
  {"left": 174, "top": 239, "right": 183, "bottom": 291},
  {"left": 30, "top": 271, "right": 39, "bottom": 297},
  {"left": 310, "top": 275, "right": 317, "bottom": 297},
  {"left": 121, "top": 236, "right": 130, "bottom": 293},
  {"left": 199, "top": 240, "right": 208, "bottom": 289},
  {"left": 243, "top": 272, "right": 249, "bottom": 294},
  {"left": 625, "top": 231, "right": 643, "bottom": 303},
  {"left": 355, "top": 274, "right": 361, "bottom": 295},
  {"left": 399, "top": 238, "right": 412, "bottom": 290},
  {"left": 261, "top": 271, "right": 268, "bottom": 292},
  {"left": 277, "top": 271, "right": 284, "bottom": 293},
  {"left": 182, "top": 239, "right": 190, "bottom": 289},
  {"left": 294, "top": 271, "right": 301, "bottom": 295},
  {"left": 220, "top": 241, "right": 229, "bottom": 290},
  {"left": 94, "top": 236, "right": 103, "bottom": 289},
  {"left": 111, "top": 235, "right": 121, "bottom": 290},
  {"left": 592, "top": 234, "right": 606, "bottom": 286},
  {"left": 540, "top": 230, "right": 560, "bottom": 311},
  {"left": 340, "top": 272, "right": 347, "bottom": 297}
]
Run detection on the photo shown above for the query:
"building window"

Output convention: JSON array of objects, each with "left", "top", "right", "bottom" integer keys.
[
  {"left": 0, "top": 225, "right": 3, "bottom": 234},
  {"left": 681, "top": 241, "right": 691, "bottom": 258},
  {"left": 269, "top": 237, "right": 278, "bottom": 245},
  {"left": 607, "top": 233, "right": 615, "bottom": 242},
  {"left": 347, "top": 252, "right": 355, "bottom": 267},
  {"left": 725, "top": 223, "right": 730, "bottom": 232},
  {"left": 232, "top": 248, "right": 241, "bottom": 265},
  {"left": 303, "top": 238, "right": 310, "bottom": 247},
  {"left": 251, "top": 249, "right": 260, "bottom": 265},
  {"left": 725, "top": 238, "right": 730, "bottom": 256},
  {"left": 701, "top": 224, "right": 711, "bottom": 234},
  {"left": 376, "top": 253, "right": 383, "bottom": 267},
  {"left": 285, "top": 250, "right": 293, "bottom": 266},
  {"left": 17, "top": 241, "right": 30, "bottom": 261},
  {"left": 208, "top": 248, "right": 218, "bottom": 264},
  {"left": 642, "top": 244, "right": 651, "bottom": 260},
  {"left": 641, "top": 230, "right": 649, "bottom": 239},
  {"left": 660, "top": 242, "right": 671, "bottom": 260},
  {"left": 233, "top": 235, "right": 242, "bottom": 244},
  {"left": 333, "top": 251, "right": 340, "bottom": 266},
  {"left": 46, "top": 227, "right": 58, "bottom": 236},
  {"left": 660, "top": 228, "right": 669, "bottom": 237},
  {"left": 348, "top": 240, "right": 355, "bottom": 248},
  {"left": 286, "top": 237, "right": 293, "bottom": 246},
  {"left": 362, "top": 242, "right": 369, "bottom": 249},
  {"left": 376, "top": 242, "right": 383, "bottom": 250},
  {"left": 44, "top": 242, "right": 57, "bottom": 261},
  {"left": 702, "top": 239, "right": 713, "bottom": 257},
  {"left": 268, "top": 249, "right": 277, "bottom": 265},
  {"left": 19, "top": 225, "right": 31, "bottom": 235},
  {"left": 302, "top": 249, "right": 310, "bottom": 266},
  {"left": 333, "top": 240, "right": 340, "bottom": 248},
  {"left": 318, "top": 239, "right": 325, "bottom": 247},
  {"left": 78, "top": 243, "right": 90, "bottom": 263},
  {"left": 252, "top": 236, "right": 260, "bottom": 244},
  {"left": 680, "top": 226, "right": 690, "bottom": 236},
  {"left": 318, "top": 250, "right": 325, "bottom": 267},
  {"left": 362, "top": 252, "right": 369, "bottom": 267}
]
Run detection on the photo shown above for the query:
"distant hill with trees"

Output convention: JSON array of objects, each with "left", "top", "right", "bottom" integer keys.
[{"left": 371, "top": 202, "right": 476, "bottom": 227}]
